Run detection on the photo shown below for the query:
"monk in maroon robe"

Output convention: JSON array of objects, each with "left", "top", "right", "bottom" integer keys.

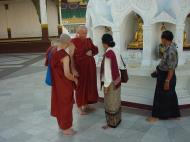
[
  {"left": 45, "top": 34, "right": 78, "bottom": 135},
  {"left": 71, "top": 26, "right": 99, "bottom": 115}
]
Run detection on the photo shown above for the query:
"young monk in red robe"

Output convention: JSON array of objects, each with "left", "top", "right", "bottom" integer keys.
[
  {"left": 71, "top": 26, "right": 99, "bottom": 115},
  {"left": 45, "top": 34, "right": 78, "bottom": 136}
]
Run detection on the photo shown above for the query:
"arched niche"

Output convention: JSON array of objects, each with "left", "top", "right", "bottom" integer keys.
[
  {"left": 93, "top": 26, "right": 112, "bottom": 57},
  {"left": 120, "top": 11, "right": 144, "bottom": 66},
  {"left": 152, "top": 22, "right": 176, "bottom": 60},
  {"left": 184, "top": 13, "right": 190, "bottom": 49},
  {"left": 121, "top": 11, "right": 144, "bottom": 51}
]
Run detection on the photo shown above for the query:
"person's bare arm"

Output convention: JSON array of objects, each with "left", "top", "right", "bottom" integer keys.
[
  {"left": 164, "top": 50, "right": 177, "bottom": 91},
  {"left": 164, "top": 70, "right": 174, "bottom": 91},
  {"left": 62, "top": 56, "right": 78, "bottom": 85},
  {"left": 69, "top": 44, "right": 79, "bottom": 77},
  {"left": 89, "top": 38, "right": 98, "bottom": 56},
  {"left": 166, "top": 70, "right": 174, "bottom": 81}
]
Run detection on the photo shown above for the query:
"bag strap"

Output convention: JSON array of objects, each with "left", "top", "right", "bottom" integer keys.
[
  {"left": 120, "top": 55, "right": 126, "bottom": 68},
  {"left": 48, "top": 47, "right": 54, "bottom": 61}
]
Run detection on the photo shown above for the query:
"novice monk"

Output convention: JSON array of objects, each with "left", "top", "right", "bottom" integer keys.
[
  {"left": 45, "top": 34, "right": 78, "bottom": 135},
  {"left": 71, "top": 26, "right": 99, "bottom": 115}
]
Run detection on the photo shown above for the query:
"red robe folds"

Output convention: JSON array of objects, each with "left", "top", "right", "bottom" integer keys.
[
  {"left": 45, "top": 47, "right": 74, "bottom": 130},
  {"left": 72, "top": 38, "right": 99, "bottom": 107}
]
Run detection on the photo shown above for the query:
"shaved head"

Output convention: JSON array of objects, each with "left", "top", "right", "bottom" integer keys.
[
  {"left": 77, "top": 25, "right": 87, "bottom": 32},
  {"left": 77, "top": 25, "right": 88, "bottom": 39}
]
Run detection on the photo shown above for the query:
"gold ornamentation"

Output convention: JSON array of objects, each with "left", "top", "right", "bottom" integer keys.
[
  {"left": 128, "top": 15, "right": 143, "bottom": 49},
  {"left": 161, "top": 23, "right": 166, "bottom": 31},
  {"left": 183, "top": 31, "right": 190, "bottom": 48},
  {"left": 41, "top": 24, "right": 48, "bottom": 29}
]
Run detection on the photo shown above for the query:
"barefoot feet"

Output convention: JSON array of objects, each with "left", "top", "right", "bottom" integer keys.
[
  {"left": 102, "top": 125, "right": 110, "bottom": 130},
  {"left": 78, "top": 107, "right": 88, "bottom": 115},
  {"left": 146, "top": 117, "right": 159, "bottom": 123},
  {"left": 63, "top": 128, "right": 77, "bottom": 136}
]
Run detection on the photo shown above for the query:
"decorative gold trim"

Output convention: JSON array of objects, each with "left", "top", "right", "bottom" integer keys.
[
  {"left": 7, "top": 28, "right": 11, "bottom": 32},
  {"left": 58, "top": 24, "right": 63, "bottom": 28},
  {"left": 41, "top": 24, "right": 48, "bottom": 29}
]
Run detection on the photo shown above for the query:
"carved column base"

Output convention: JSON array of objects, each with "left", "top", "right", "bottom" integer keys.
[
  {"left": 58, "top": 25, "right": 63, "bottom": 36},
  {"left": 41, "top": 24, "right": 49, "bottom": 41},
  {"left": 7, "top": 28, "right": 11, "bottom": 39}
]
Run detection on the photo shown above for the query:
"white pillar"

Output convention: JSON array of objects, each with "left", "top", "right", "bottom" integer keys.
[
  {"left": 58, "top": 0, "right": 63, "bottom": 25},
  {"left": 176, "top": 24, "right": 185, "bottom": 65},
  {"left": 142, "top": 25, "right": 153, "bottom": 66},
  {"left": 92, "top": 28, "right": 102, "bottom": 64},
  {"left": 39, "top": 0, "right": 48, "bottom": 40},
  {"left": 40, "top": 0, "right": 48, "bottom": 25},
  {"left": 58, "top": 0, "right": 63, "bottom": 36}
]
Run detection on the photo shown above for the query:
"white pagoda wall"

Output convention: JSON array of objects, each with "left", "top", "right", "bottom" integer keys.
[
  {"left": 10, "top": 0, "right": 41, "bottom": 38},
  {"left": 0, "top": 0, "right": 41, "bottom": 38},
  {"left": 0, "top": 4, "right": 8, "bottom": 39},
  {"left": 0, "top": 0, "right": 59, "bottom": 39},
  {"left": 93, "top": 26, "right": 106, "bottom": 57},
  {"left": 87, "top": 0, "right": 190, "bottom": 107}
]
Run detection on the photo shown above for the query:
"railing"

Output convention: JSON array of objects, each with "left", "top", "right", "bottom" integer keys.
[{"left": 64, "top": 23, "right": 85, "bottom": 34}]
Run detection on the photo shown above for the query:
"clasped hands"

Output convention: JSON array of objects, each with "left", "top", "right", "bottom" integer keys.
[{"left": 86, "top": 50, "right": 93, "bottom": 56}]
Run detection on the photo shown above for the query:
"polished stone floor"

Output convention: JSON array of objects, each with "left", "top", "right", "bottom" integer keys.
[{"left": 0, "top": 53, "right": 190, "bottom": 142}]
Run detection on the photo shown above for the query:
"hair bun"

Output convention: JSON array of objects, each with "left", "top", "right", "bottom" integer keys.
[
  {"left": 102, "top": 34, "right": 115, "bottom": 47},
  {"left": 109, "top": 41, "right": 115, "bottom": 47}
]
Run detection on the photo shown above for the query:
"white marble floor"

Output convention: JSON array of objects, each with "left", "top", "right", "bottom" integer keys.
[{"left": 0, "top": 54, "right": 190, "bottom": 142}]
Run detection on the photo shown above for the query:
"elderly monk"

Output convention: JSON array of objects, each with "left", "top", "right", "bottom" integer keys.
[{"left": 70, "top": 26, "right": 99, "bottom": 115}]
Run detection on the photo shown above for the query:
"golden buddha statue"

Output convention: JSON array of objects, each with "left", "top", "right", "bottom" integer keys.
[
  {"left": 128, "top": 15, "right": 143, "bottom": 49},
  {"left": 183, "top": 31, "right": 190, "bottom": 48}
]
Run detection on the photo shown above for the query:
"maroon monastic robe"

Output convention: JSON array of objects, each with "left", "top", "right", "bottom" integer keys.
[
  {"left": 71, "top": 38, "right": 99, "bottom": 107},
  {"left": 45, "top": 47, "right": 74, "bottom": 130}
]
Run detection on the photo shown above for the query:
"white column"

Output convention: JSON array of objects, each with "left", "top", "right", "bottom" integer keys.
[
  {"left": 112, "top": 27, "right": 121, "bottom": 53},
  {"left": 176, "top": 24, "right": 185, "bottom": 65},
  {"left": 58, "top": 0, "right": 63, "bottom": 25},
  {"left": 39, "top": 0, "right": 48, "bottom": 40},
  {"left": 142, "top": 25, "right": 153, "bottom": 66},
  {"left": 39, "top": 0, "right": 48, "bottom": 25},
  {"left": 92, "top": 28, "right": 102, "bottom": 64},
  {"left": 58, "top": 0, "right": 63, "bottom": 36}
]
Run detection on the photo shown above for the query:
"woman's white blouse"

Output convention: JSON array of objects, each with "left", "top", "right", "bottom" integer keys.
[{"left": 103, "top": 48, "right": 121, "bottom": 88}]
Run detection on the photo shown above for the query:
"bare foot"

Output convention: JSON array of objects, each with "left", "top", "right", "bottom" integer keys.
[
  {"left": 146, "top": 117, "right": 159, "bottom": 123},
  {"left": 63, "top": 129, "right": 77, "bottom": 136},
  {"left": 84, "top": 106, "right": 96, "bottom": 113},
  {"left": 78, "top": 108, "right": 88, "bottom": 115},
  {"left": 102, "top": 125, "right": 110, "bottom": 130}
]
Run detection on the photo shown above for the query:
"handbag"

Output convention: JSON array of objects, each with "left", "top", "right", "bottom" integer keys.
[
  {"left": 45, "top": 50, "right": 53, "bottom": 86},
  {"left": 120, "top": 55, "right": 129, "bottom": 83}
]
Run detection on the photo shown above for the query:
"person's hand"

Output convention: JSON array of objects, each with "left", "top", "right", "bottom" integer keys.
[
  {"left": 73, "top": 70, "right": 79, "bottom": 77},
  {"left": 86, "top": 50, "right": 92, "bottom": 56},
  {"left": 151, "top": 71, "right": 158, "bottom": 78},
  {"left": 74, "top": 78, "right": 78, "bottom": 86},
  {"left": 104, "top": 87, "right": 109, "bottom": 95},
  {"left": 164, "top": 81, "right": 170, "bottom": 91}
]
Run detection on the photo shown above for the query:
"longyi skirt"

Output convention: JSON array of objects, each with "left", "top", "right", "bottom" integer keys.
[
  {"left": 152, "top": 67, "right": 181, "bottom": 119},
  {"left": 104, "top": 83, "right": 121, "bottom": 128}
]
